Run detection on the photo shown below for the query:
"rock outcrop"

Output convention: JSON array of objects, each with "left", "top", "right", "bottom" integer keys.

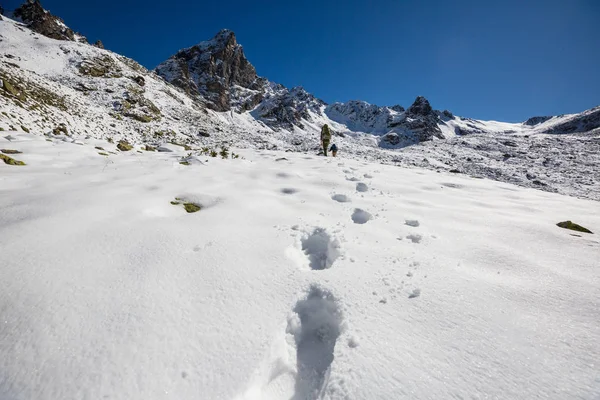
[
  {"left": 155, "top": 29, "right": 263, "bottom": 112},
  {"left": 13, "top": 0, "right": 87, "bottom": 43},
  {"left": 251, "top": 85, "right": 325, "bottom": 130},
  {"left": 524, "top": 116, "right": 552, "bottom": 126}
]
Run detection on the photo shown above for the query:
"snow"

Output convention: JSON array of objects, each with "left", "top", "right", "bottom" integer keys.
[
  {"left": 1, "top": 132, "right": 599, "bottom": 399},
  {"left": 2, "top": 16, "right": 598, "bottom": 202}
]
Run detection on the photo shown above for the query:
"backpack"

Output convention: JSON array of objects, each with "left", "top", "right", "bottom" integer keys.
[{"left": 321, "top": 125, "right": 332, "bottom": 140}]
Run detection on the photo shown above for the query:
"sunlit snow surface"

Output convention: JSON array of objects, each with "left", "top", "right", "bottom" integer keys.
[{"left": 1, "top": 133, "right": 599, "bottom": 399}]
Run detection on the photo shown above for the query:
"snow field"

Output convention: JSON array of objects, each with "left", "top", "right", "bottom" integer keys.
[{"left": 1, "top": 132, "right": 599, "bottom": 399}]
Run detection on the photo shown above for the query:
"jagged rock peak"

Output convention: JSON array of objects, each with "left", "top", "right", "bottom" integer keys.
[
  {"left": 155, "top": 29, "right": 260, "bottom": 112},
  {"left": 407, "top": 96, "right": 433, "bottom": 116},
  {"left": 13, "top": 0, "right": 87, "bottom": 43}
]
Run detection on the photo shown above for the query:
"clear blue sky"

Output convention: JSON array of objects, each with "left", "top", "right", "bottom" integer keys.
[{"left": 5, "top": 0, "right": 600, "bottom": 121}]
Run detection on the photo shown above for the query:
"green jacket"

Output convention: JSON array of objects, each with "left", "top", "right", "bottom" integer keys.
[{"left": 321, "top": 125, "right": 332, "bottom": 141}]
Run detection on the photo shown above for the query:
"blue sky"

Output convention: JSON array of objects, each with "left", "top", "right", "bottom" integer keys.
[{"left": 5, "top": 0, "right": 599, "bottom": 121}]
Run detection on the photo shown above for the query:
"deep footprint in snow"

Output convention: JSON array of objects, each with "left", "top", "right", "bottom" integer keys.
[
  {"left": 356, "top": 182, "right": 368, "bottom": 192},
  {"left": 405, "top": 219, "right": 420, "bottom": 227},
  {"left": 331, "top": 194, "right": 351, "bottom": 203},
  {"left": 301, "top": 228, "right": 341, "bottom": 270},
  {"left": 352, "top": 208, "right": 373, "bottom": 224},
  {"left": 281, "top": 188, "right": 299, "bottom": 194},
  {"left": 288, "top": 286, "right": 343, "bottom": 400}
]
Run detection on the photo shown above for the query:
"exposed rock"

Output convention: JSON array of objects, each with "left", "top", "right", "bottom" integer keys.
[
  {"left": 524, "top": 116, "right": 552, "bottom": 126},
  {"left": 251, "top": 85, "right": 324, "bottom": 130},
  {"left": 407, "top": 96, "right": 433, "bottom": 116},
  {"left": 93, "top": 40, "right": 104, "bottom": 49},
  {"left": 390, "top": 105, "right": 405, "bottom": 112},
  {"left": 52, "top": 123, "right": 68, "bottom": 135},
  {"left": 155, "top": 29, "right": 262, "bottom": 112},
  {"left": 544, "top": 106, "right": 600, "bottom": 134},
  {"left": 381, "top": 132, "right": 401, "bottom": 146},
  {"left": 13, "top": 0, "right": 87, "bottom": 43},
  {"left": 442, "top": 110, "right": 454, "bottom": 119},
  {"left": 78, "top": 55, "right": 122, "bottom": 78},
  {"left": 132, "top": 75, "right": 145, "bottom": 86}
]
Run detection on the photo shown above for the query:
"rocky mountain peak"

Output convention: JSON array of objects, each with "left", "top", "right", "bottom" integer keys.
[
  {"left": 13, "top": 0, "right": 87, "bottom": 43},
  {"left": 407, "top": 96, "right": 433, "bottom": 116},
  {"left": 155, "top": 29, "right": 260, "bottom": 112}
]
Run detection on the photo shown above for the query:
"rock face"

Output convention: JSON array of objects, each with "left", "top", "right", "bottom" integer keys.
[
  {"left": 13, "top": 0, "right": 87, "bottom": 43},
  {"left": 155, "top": 29, "right": 263, "bottom": 112},
  {"left": 326, "top": 96, "right": 448, "bottom": 144},
  {"left": 407, "top": 96, "right": 433, "bottom": 116},
  {"left": 524, "top": 116, "right": 552, "bottom": 126},
  {"left": 544, "top": 106, "right": 600, "bottom": 134},
  {"left": 251, "top": 85, "right": 325, "bottom": 130},
  {"left": 93, "top": 40, "right": 105, "bottom": 49}
]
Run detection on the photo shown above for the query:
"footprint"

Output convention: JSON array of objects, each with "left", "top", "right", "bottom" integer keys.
[
  {"left": 287, "top": 286, "right": 343, "bottom": 400},
  {"left": 281, "top": 188, "right": 299, "bottom": 194},
  {"left": 441, "top": 182, "right": 464, "bottom": 189},
  {"left": 331, "top": 194, "right": 351, "bottom": 203},
  {"left": 405, "top": 219, "right": 420, "bottom": 227},
  {"left": 356, "top": 182, "right": 368, "bottom": 192},
  {"left": 301, "top": 228, "right": 342, "bottom": 270},
  {"left": 352, "top": 208, "right": 373, "bottom": 224},
  {"left": 408, "top": 288, "right": 421, "bottom": 299},
  {"left": 406, "top": 234, "right": 422, "bottom": 243},
  {"left": 277, "top": 172, "right": 291, "bottom": 178},
  {"left": 363, "top": 173, "right": 373, "bottom": 179},
  {"left": 346, "top": 176, "right": 360, "bottom": 182}
]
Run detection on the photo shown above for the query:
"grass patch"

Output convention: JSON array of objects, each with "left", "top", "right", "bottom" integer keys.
[
  {"left": 1, "top": 149, "right": 22, "bottom": 154},
  {"left": 557, "top": 221, "right": 593, "bottom": 234},
  {"left": 0, "top": 153, "right": 26, "bottom": 165},
  {"left": 20, "top": 125, "right": 30, "bottom": 133},
  {"left": 95, "top": 146, "right": 104, "bottom": 150},
  {"left": 183, "top": 203, "right": 201, "bottom": 213},
  {"left": 98, "top": 152, "right": 109, "bottom": 156},
  {"left": 117, "top": 141, "right": 133, "bottom": 151},
  {"left": 179, "top": 161, "right": 190, "bottom": 166},
  {"left": 170, "top": 201, "right": 180, "bottom": 205}
]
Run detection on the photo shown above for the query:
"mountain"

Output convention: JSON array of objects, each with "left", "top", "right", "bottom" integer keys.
[
  {"left": 155, "top": 29, "right": 263, "bottom": 112},
  {"left": 1, "top": 0, "right": 599, "bottom": 200},
  {"left": 12, "top": 0, "right": 87, "bottom": 43}
]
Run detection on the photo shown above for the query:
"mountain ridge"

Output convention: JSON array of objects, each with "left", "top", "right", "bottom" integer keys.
[{"left": 0, "top": 0, "right": 599, "bottom": 201}]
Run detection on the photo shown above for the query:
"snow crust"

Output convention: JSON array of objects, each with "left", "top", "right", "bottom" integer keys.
[{"left": 1, "top": 132, "right": 599, "bottom": 399}]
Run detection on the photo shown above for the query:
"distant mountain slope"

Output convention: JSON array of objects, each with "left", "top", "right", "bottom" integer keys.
[{"left": 1, "top": 0, "right": 599, "bottom": 202}]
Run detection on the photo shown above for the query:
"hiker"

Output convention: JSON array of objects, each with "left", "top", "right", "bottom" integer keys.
[
  {"left": 321, "top": 124, "right": 332, "bottom": 156},
  {"left": 330, "top": 143, "right": 338, "bottom": 157}
]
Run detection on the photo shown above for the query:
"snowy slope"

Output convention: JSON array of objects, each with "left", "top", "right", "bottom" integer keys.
[{"left": 1, "top": 132, "right": 599, "bottom": 399}]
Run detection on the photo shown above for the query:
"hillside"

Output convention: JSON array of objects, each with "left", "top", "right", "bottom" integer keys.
[{"left": 1, "top": 132, "right": 599, "bottom": 399}]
